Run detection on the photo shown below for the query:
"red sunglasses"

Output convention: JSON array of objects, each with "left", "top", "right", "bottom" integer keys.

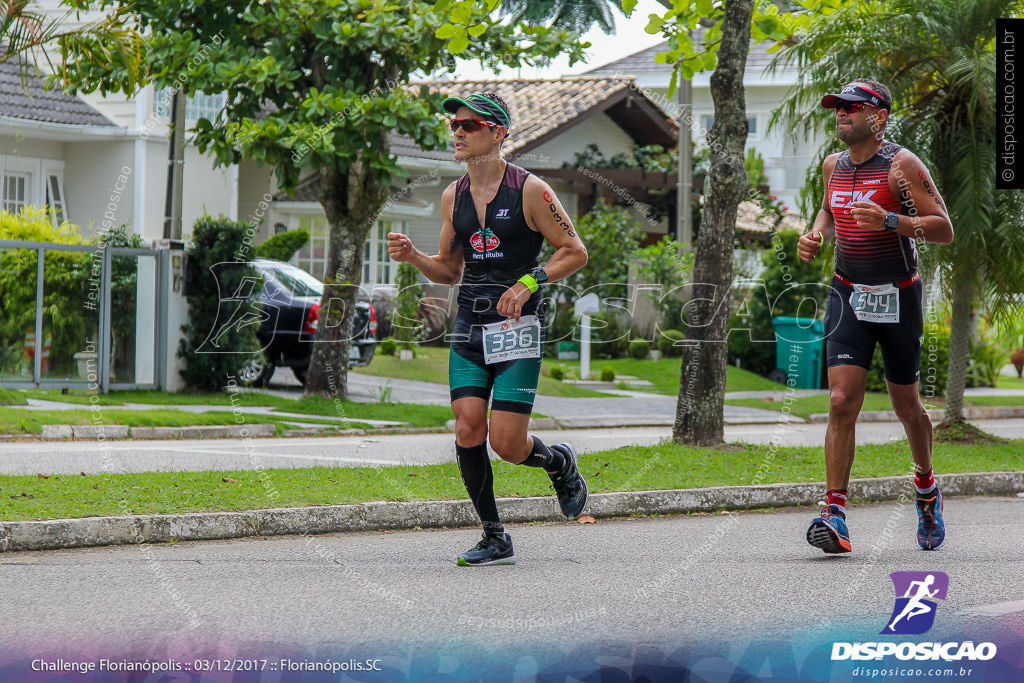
[
  {"left": 835, "top": 101, "right": 879, "bottom": 114},
  {"left": 449, "top": 118, "right": 502, "bottom": 133}
]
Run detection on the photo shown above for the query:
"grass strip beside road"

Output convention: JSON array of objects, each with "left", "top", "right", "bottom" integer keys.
[
  {"left": 354, "top": 346, "right": 615, "bottom": 398},
  {"left": 0, "top": 408, "right": 372, "bottom": 436},
  {"left": 0, "top": 399, "right": 453, "bottom": 435},
  {"left": 1, "top": 439, "right": 1019, "bottom": 522}
]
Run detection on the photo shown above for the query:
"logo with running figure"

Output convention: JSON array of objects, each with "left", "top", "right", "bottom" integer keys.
[
  {"left": 470, "top": 227, "right": 501, "bottom": 252},
  {"left": 882, "top": 571, "right": 949, "bottom": 635}
]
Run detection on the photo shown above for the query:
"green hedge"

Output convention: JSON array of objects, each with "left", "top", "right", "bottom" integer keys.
[{"left": 178, "top": 216, "right": 263, "bottom": 391}]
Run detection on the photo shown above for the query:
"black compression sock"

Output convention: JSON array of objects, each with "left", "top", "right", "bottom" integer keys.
[
  {"left": 455, "top": 442, "right": 504, "bottom": 537},
  {"left": 519, "top": 435, "right": 565, "bottom": 473}
]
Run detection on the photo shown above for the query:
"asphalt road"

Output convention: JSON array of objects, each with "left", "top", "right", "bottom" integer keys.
[
  {"left": 3, "top": 419, "right": 1024, "bottom": 476},
  {"left": 1, "top": 496, "right": 1021, "bottom": 675}
]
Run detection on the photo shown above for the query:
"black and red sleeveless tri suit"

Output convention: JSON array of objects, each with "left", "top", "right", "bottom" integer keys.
[{"left": 827, "top": 141, "right": 918, "bottom": 286}]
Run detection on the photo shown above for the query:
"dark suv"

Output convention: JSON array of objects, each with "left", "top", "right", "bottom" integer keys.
[{"left": 238, "top": 259, "right": 377, "bottom": 386}]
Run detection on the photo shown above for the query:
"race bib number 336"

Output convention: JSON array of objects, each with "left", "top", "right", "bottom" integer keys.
[
  {"left": 482, "top": 315, "right": 542, "bottom": 365},
  {"left": 850, "top": 283, "right": 900, "bottom": 323}
]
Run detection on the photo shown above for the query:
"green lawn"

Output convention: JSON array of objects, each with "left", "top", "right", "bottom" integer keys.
[
  {"left": 0, "top": 386, "right": 27, "bottom": 406},
  {"left": 541, "top": 357, "right": 783, "bottom": 395},
  {"left": 355, "top": 345, "right": 615, "bottom": 398},
  {"left": 995, "top": 374, "right": 1024, "bottom": 390},
  {"left": 1, "top": 438, "right": 1019, "bottom": 522},
  {"left": 17, "top": 388, "right": 292, "bottom": 407}
]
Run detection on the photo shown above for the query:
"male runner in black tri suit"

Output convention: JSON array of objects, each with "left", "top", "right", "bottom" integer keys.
[
  {"left": 387, "top": 92, "right": 589, "bottom": 565},
  {"left": 798, "top": 79, "right": 953, "bottom": 554}
]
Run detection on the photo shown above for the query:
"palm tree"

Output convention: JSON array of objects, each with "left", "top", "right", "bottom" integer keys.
[
  {"left": 500, "top": 0, "right": 622, "bottom": 34},
  {"left": 771, "top": 0, "right": 1024, "bottom": 426},
  {"left": 2, "top": 0, "right": 144, "bottom": 90}
]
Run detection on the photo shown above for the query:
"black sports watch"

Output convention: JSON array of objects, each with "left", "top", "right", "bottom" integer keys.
[
  {"left": 884, "top": 212, "right": 900, "bottom": 231},
  {"left": 531, "top": 267, "right": 549, "bottom": 284}
]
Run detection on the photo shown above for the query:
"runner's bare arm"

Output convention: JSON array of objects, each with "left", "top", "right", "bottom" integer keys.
[
  {"left": 495, "top": 176, "right": 588, "bottom": 320},
  {"left": 521, "top": 176, "right": 588, "bottom": 279},
  {"left": 387, "top": 182, "right": 465, "bottom": 285},
  {"left": 799, "top": 154, "right": 840, "bottom": 262},
  {"left": 882, "top": 150, "right": 954, "bottom": 244}
]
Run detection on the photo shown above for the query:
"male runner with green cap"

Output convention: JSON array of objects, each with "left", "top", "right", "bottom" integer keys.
[{"left": 388, "top": 91, "right": 589, "bottom": 565}]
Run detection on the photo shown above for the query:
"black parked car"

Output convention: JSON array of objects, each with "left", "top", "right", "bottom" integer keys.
[{"left": 238, "top": 259, "right": 377, "bottom": 387}]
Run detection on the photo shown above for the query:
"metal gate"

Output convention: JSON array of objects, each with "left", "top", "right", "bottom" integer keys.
[{"left": 0, "top": 239, "right": 169, "bottom": 392}]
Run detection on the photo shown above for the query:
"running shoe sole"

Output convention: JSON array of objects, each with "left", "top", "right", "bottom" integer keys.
[
  {"left": 456, "top": 555, "right": 516, "bottom": 566},
  {"left": 806, "top": 519, "right": 852, "bottom": 554},
  {"left": 916, "top": 493, "right": 946, "bottom": 550}
]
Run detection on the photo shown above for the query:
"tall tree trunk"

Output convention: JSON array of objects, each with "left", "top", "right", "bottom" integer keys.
[
  {"left": 672, "top": 0, "right": 753, "bottom": 446},
  {"left": 943, "top": 255, "right": 975, "bottom": 425},
  {"left": 304, "top": 165, "right": 388, "bottom": 399}
]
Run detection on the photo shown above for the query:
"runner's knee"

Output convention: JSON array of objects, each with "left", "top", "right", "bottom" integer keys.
[
  {"left": 829, "top": 388, "right": 861, "bottom": 423},
  {"left": 455, "top": 418, "right": 487, "bottom": 446}
]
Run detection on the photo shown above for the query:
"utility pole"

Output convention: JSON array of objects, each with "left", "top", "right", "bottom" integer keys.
[
  {"left": 163, "top": 90, "right": 186, "bottom": 240},
  {"left": 677, "top": 76, "right": 693, "bottom": 248}
]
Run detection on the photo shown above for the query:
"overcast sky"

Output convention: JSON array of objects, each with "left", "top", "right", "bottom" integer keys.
[{"left": 450, "top": 0, "right": 667, "bottom": 81}]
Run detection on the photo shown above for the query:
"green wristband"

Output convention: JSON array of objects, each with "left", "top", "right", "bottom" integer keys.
[{"left": 518, "top": 274, "right": 539, "bottom": 293}]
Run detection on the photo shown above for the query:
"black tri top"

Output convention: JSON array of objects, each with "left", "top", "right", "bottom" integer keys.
[{"left": 451, "top": 162, "right": 544, "bottom": 318}]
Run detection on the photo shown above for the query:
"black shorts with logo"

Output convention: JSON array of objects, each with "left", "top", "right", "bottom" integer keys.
[{"left": 824, "top": 275, "right": 923, "bottom": 385}]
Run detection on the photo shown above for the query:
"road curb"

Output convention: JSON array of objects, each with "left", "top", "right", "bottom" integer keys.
[
  {"left": 809, "top": 406, "right": 1024, "bottom": 423},
  {"left": 2, "top": 471, "right": 1020, "bottom": 553}
]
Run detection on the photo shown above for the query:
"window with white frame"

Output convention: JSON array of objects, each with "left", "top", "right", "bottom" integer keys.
[
  {"left": 1, "top": 172, "right": 28, "bottom": 214},
  {"left": 294, "top": 215, "right": 328, "bottom": 280},
  {"left": 153, "top": 88, "right": 227, "bottom": 123},
  {"left": 363, "top": 220, "right": 402, "bottom": 286},
  {"left": 44, "top": 172, "right": 68, "bottom": 225},
  {"left": 291, "top": 216, "right": 403, "bottom": 286}
]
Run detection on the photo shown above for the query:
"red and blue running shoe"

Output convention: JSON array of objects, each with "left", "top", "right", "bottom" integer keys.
[
  {"left": 806, "top": 504, "right": 852, "bottom": 554},
  {"left": 916, "top": 487, "right": 946, "bottom": 550}
]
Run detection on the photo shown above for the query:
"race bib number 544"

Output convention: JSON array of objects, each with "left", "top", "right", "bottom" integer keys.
[
  {"left": 482, "top": 315, "right": 542, "bottom": 365},
  {"left": 850, "top": 283, "right": 900, "bottom": 323}
]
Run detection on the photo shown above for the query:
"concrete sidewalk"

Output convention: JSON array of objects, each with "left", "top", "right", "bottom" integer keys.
[{"left": 2, "top": 470, "right": 1021, "bottom": 553}]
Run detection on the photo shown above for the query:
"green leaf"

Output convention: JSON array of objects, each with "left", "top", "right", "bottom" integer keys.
[
  {"left": 449, "top": 30, "right": 469, "bottom": 54},
  {"left": 435, "top": 23, "right": 459, "bottom": 39},
  {"left": 467, "top": 24, "right": 486, "bottom": 37},
  {"left": 622, "top": 0, "right": 638, "bottom": 14},
  {"left": 450, "top": 4, "right": 471, "bottom": 24},
  {"left": 695, "top": 0, "right": 715, "bottom": 16}
]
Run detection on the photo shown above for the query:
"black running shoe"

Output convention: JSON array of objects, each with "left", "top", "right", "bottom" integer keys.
[
  {"left": 549, "top": 443, "right": 588, "bottom": 519},
  {"left": 457, "top": 532, "right": 515, "bottom": 566}
]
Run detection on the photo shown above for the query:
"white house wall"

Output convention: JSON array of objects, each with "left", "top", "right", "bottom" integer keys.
[
  {"left": 524, "top": 112, "right": 637, "bottom": 169},
  {"left": 63, "top": 140, "right": 134, "bottom": 240}
]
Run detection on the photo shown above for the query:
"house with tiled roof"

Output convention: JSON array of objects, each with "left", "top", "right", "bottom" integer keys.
[
  {"left": 1, "top": 60, "right": 240, "bottom": 241},
  {"left": 257, "top": 76, "right": 681, "bottom": 288},
  {"left": 585, "top": 39, "right": 818, "bottom": 213}
]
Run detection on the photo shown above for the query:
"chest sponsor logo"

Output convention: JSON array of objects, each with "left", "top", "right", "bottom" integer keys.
[
  {"left": 470, "top": 228, "right": 501, "bottom": 253},
  {"left": 830, "top": 189, "right": 877, "bottom": 209},
  {"left": 495, "top": 209, "right": 511, "bottom": 219},
  {"left": 861, "top": 178, "right": 883, "bottom": 184}
]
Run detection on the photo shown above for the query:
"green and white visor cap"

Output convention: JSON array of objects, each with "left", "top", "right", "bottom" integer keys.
[{"left": 441, "top": 93, "right": 511, "bottom": 132}]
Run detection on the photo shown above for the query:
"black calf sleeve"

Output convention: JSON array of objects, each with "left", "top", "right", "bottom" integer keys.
[{"left": 455, "top": 441, "right": 504, "bottom": 537}]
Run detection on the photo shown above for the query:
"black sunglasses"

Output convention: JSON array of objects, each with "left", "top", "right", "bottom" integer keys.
[
  {"left": 835, "top": 101, "right": 879, "bottom": 114},
  {"left": 449, "top": 118, "right": 502, "bottom": 133}
]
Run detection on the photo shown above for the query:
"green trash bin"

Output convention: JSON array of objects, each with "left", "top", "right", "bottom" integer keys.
[{"left": 771, "top": 316, "right": 825, "bottom": 389}]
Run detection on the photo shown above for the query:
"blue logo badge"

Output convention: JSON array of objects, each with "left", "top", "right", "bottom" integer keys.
[{"left": 881, "top": 571, "right": 949, "bottom": 635}]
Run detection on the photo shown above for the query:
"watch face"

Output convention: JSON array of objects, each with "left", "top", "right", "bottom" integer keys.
[
  {"left": 532, "top": 268, "right": 548, "bottom": 283},
  {"left": 885, "top": 213, "right": 899, "bottom": 230}
]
